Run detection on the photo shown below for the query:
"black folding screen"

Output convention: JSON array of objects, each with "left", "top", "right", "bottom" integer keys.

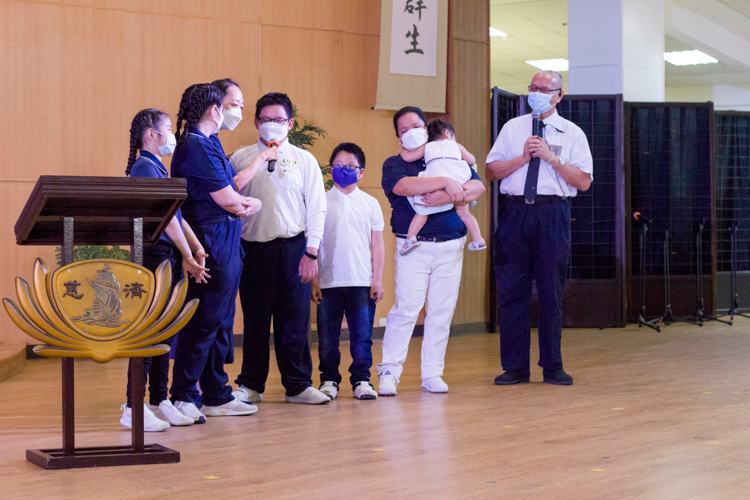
[
  {"left": 557, "top": 97, "right": 623, "bottom": 283},
  {"left": 715, "top": 112, "right": 750, "bottom": 272},
  {"left": 714, "top": 111, "right": 750, "bottom": 312},
  {"left": 626, "top": 102, "right": 715, "bottom": 318}
]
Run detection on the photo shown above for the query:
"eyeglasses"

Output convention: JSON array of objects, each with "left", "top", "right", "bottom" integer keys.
[
  {"left": 258, "top": 117, "right": 289, "bottom": 125},
  {"left": 332, "top": 163, "right": 362, "bottom": 172},
  {"left": 528, "top": 85, "right": 562, "bottom": 94}
]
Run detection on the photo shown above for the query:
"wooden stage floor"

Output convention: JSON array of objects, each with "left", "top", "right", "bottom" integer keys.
[{"left": 2, "top": 320, "right": 750, "bottom": 499}]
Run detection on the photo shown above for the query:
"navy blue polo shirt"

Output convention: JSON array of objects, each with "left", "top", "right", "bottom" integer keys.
[
  {"left": 130, "top": 150, "right": 183, "bottom": 246},
  {"left": 381, "top": 154, "right": 482, "bottom": 240},
  {"left": 210, "top": 133, "right": 236, "bottom": 167},
  {"left": 171, "top": 127, "right": 237, "bottom": 224}
]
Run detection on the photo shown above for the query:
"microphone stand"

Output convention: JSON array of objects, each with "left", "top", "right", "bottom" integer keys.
[
  {"left": 637, "top": 220, "right": 662, "bottom": 332},
  {"left": 691, "top": 221, "right": 731, "bottom": 325}
]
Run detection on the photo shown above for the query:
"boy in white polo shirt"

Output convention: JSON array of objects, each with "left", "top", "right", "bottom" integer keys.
[{"left": 311, "top": 143, "right": 385, "bottom": 400}]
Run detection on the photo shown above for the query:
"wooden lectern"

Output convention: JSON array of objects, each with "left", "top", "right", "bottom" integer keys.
[{"left": 12, "top": 175, "right": 188, "bottom": 469}]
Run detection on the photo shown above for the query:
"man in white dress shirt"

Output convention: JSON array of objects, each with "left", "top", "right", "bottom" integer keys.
[
  {"left": 486, "top": 71, "right": 593, "bottom": 386},
  {"left": 229, "top": 92, "right": 330, "bottom": 405}
]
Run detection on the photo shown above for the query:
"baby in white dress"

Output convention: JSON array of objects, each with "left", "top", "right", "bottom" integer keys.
[{"left": 399, "top": 119, "right": 485, "bottom": 255}]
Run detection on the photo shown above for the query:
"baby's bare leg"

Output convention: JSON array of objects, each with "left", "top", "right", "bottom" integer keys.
[
  {"left": 406, "top": 214, "right": 428, "bottom": 240},
  {"left": 455, "top": 204, "right": 484, "bottom": 243}
]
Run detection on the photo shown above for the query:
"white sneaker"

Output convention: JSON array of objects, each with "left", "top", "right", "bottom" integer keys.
[
  {"left": 232, "top": 385, "right": 263, "bottom": 403},
  {"left": 173, "top": 400, "right": 206, "bottom": 424},
  {"left": 378, "top": 372, "right": 399, "bottom": 396},
  {"left": 319, "top": 381, "right": 339, "bottom": 400},
  {"left": 285, "top": 387, "right": 331, "bottom": 405},
  {"left": 353, "top": 381, "right": 378, "bottom": 400},
  {"left": 421, "top": 376, "right": 449, "bottom": 393},
  {"left": 201, "top": 397, "right": 258, "bottom": 417},
  {"left": 120, "top": 404, "right": 170, "bottom": 432},
  {"left": 148, "top": 400, "right": 194, "bottom": 426}
]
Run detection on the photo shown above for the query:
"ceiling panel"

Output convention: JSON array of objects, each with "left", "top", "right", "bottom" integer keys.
[{"left": 490, "top": 0, "right": 750, "bottom": 93}]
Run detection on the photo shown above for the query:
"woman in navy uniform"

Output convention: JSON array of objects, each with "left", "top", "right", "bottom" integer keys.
[
  {"left": 169, "top": 84, "right": 276, "bottom": 421},
  {"left": 121, "top": 108, "right": 209, "bottom": 431}
]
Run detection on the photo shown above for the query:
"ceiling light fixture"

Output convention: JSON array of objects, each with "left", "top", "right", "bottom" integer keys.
[
  {"left": 490, "top": 27, "right": 508, "bottom": 38},
  {"left": 525, "top": 58, "right": 569, "bottom": 72},
  {"left": 663, "top": 50, "right": 718, "bottom": 66}
]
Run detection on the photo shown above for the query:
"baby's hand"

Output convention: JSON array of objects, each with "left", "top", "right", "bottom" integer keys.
[{"left": 457, "top": 143, "right": 476, "bottom": 166}]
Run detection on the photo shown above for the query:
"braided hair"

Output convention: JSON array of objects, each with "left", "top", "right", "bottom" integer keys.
[
  {"left": 126, "top": 109, "right": 167, "bottom": 176},
  {"left": 175, "top": 83, "right": 223, "bottom": 143}
]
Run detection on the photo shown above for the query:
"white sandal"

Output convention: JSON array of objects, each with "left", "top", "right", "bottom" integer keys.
[
  {"left": 399, "top": 237, "right": 420, "bottom": 255},
  {"left": 468, "top": 239, "right": 486, "bottom": 251}
]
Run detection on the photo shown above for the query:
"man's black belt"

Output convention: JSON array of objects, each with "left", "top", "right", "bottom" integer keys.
[
  {"left": 395, "top": 234, "right": 454, "bottom": 243},
  {"left": 505, "top": 195, "right": 567, "bottom": 204}
]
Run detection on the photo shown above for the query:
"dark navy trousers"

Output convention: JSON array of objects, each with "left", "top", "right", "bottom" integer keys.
[
  {"left": 317, "top": 286, "right": 376, "bottom": 388},
  {"left": 235, "top": 233, "right": 313, "bottom": 397},
  {"left": 493, "top": 197, "right": 570, "bottom": 371},
  {"left": 126, "top": 241, "right": 181, "bottom": 407},
  {"left": 170, "top": 218, "right": 243, "bottom": 407}
]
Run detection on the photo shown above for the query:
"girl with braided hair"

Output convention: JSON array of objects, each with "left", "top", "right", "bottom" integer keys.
[
  {"left": 169, "top": 83, "right": 274, "bottom": 420},
  {"left": 121, "top": 108, "right": 210, "bottom": 432}
]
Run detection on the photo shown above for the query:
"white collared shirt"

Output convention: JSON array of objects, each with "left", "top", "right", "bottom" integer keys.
[
  {"left": 318, "top": 185, "right": 384, "bottom": 289},
  {"left": 230, "top": 139, "right": 326, "bottom": 248},
  {"left": 485, "top": 110, "right": 593, "bottom": 197}
]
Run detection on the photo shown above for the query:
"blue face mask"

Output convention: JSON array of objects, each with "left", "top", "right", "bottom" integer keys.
[
  {"left": 332, "top": 166, "right": 359, "bottom": 188},
  {"left": 528, "top": 91, "right": 555, "bottom": 114}
]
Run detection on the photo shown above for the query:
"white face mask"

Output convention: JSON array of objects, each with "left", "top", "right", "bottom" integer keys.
[
  {"left": 401, "top": 126, "right": 429, "bottom": 150},
  {"left": 528, "top": 91, "right": 555, "bottom": 114},
  {"left": 153, "top": 130, "right": 177, "bottom": 156},
  {"left": 221, "top": 107, "right": 242, "bottom": 131},
  {"left": 259, "top": 122, "right": 289, "bottom": 143}
]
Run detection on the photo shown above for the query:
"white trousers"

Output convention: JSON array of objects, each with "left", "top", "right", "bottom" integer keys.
[{"left": 377, "top": 236, "right": 465, "bottom": 380}]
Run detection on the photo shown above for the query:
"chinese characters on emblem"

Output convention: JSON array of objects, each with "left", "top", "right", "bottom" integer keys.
[
  {"left": 403, "top": 0, "right": 427, "bottom": 54},
  {"left": 124, "top": 282, "right": 146, "bottom": 298},
  {"left": 62, "top": 280, "right": 83, "bottom": 299}
]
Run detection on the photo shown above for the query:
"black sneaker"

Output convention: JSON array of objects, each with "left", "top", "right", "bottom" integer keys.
[
  {"left": 542, "top": 368, "right": 573, "bottom": 385},
  {"left": 494, "top": 369, "right": 530, "bottom": 385}
]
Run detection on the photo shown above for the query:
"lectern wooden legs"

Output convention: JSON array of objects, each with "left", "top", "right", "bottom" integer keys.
[{"left": 25, "top": 217, "right": 179, "bottom": 469}]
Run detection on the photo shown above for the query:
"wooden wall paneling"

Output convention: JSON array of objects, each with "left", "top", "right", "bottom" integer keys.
[
  {"left": 11, "top": 0, "right": 261, "bottom": 21},
  {"left": 447, "top": 5, "right": 491, "bottom": 326},
  {"left": 449, "top": 0, "right": 490, "bottom": 43},
  {"left": 0, "top": 0, "right": 262, "bottom": 180},
  {"left": 259, "top": 0, "right": 380, "bottom": 35}
]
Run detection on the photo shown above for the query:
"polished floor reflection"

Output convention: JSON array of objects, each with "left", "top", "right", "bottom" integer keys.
[{"left": 2, "top": 321, "right": 750, "bottom": 499}]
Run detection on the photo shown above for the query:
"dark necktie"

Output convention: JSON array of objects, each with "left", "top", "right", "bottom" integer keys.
[{"left": 523, "top": 120, "right": 544, "bottom": 203}]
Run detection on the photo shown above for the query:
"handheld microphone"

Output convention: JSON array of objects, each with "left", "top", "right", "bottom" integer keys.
[
  {"left": 531, "top": 111, "right": 541, "bottom": 160},
  {"left": 531, "top": 110, "right": 542, "bottom": 138},
  {"left": 267, "top": 141, "right": 279, "bottom": 172},
  {"left": 633, "top": 211, "right": 652, "bottom": 224}
]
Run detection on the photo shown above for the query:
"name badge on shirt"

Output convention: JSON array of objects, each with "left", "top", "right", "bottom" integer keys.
[
  {"left": 549, "top": 145, "right": 563, "bottom": 157},
  {"left": 280, "top": 158, "right": 300, "bottom": 167}
]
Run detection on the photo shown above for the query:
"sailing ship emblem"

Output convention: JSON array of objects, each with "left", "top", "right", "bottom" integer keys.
[
  {"left": 50, "top": 259, "right": 156, "bottom": 340},
  {"left": 70, "top": 264, "right": 130, "bottom": 328}
]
